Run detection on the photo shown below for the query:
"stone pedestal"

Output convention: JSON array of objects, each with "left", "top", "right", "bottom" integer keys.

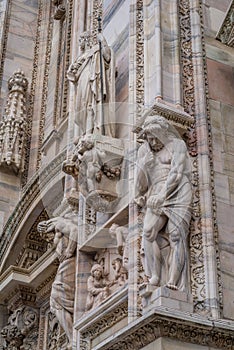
[{"left": 140, "top": 286, "right": 193, "bottom": 313}]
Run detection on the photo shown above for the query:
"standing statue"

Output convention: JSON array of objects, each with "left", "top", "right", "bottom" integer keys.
[
  {"left": 67, "top": 30, "right": 115, "bottom": 137},
  {"left": 109, "top": 223, "right": 129, "bottom": 270},
  {"left": 38, "top": 213, "right": 78, "bottom": 349},
  {"left": 135, "top": 115, "right": 192, "bottom": 291}
]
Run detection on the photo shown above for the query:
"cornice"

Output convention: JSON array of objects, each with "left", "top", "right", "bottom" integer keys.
[
  {"left": 93, "top": 307, "right": 234, "bottom": 350},
  {"left": 0, "top": 249, "right": 57, "bottom": 302},
  {"left": 216, "top": 0, "right": 234, "bottom": 47}
]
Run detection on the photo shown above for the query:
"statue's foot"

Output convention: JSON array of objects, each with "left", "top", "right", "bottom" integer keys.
[
  {"left": 166, "top": 283, "right": 178, "bottom": 291},
  {"left": 149, "top": 275, "right": 160, "bottom": 286}
]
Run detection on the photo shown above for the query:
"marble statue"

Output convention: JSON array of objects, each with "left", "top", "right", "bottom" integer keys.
[
  {"left": 85, "top": 264, "right": 111, "bottom": 311},
  {"left": 135, "top": 115, "right": 192, "bottom": 291},
  {"left": 75, "top": 135, "right": 106, "bottom": 194},
  {"left": 67, "top": 31, "right": 115, "bottom": 137},
  {"left": 111, "top": 257, "right": 128, "bottom": 287},
  {"left": 109, "top": 223, "right": 129, "bottom": 270},
  {"left": 38, "top": 213, "right": 78, "bottom": 349}
]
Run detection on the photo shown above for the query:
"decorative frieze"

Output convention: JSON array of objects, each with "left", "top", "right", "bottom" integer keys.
[
  {"left": 0, "top": 70, "right": 28, "bottom": 173},
  {"left": 94, "top": 308, "right": 234, "bottom": 350}
]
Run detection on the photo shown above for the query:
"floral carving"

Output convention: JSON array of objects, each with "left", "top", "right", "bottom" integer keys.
[{"left": 1, "top": 306, "right": 39, "bottom": 350}]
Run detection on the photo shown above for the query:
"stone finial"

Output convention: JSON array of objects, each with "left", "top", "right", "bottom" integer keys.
[
  {"left": 8, "top": 69, "right": 28, "bottom": 93},
  {"left": 0, "top": 69, "right": 28, "bottom": 173}
]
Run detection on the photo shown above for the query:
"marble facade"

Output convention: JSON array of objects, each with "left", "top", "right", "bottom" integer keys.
[{"left": 0, "top": 0, "right": 234, "bottom": 349}]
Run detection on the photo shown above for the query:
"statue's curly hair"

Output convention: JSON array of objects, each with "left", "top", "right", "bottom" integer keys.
[{"left": 141, "top": 115, "right": 181, "bottom": 139}]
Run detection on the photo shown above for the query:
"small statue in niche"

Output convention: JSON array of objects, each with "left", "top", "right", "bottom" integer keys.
[
  {"left": 67, "top": 29, "right": 115, "bottom": 137},
  {"left": 38, "top": 212, "right": 78, "bottom": 349},
  {"left": 85, "top": 264, "right": 111, "bottom": 311},
  {"left": 135, "top": 115, "right": 192, "bottom": 291},
  {"left": 76, "top": 135, "right": 106, "bottom": 194},
  {"left": 112, "top": 257, "right": 128, "bottom": 287},
  {"left": 109, "top": 223, "right": 129, "bottom": 270}
]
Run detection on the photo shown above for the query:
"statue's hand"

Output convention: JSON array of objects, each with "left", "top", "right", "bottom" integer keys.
[
  {"left": 97, "top": 33, "right": 104, "bottom": 43},
  {"left": 147, "top": 195, "right": 164, "bottom": 209},
  {"left": 145, "top": 152, "right": 154, "bottom": 168},
  {"left": 134, "top": 195, "right": 146, "bottom": 207}
]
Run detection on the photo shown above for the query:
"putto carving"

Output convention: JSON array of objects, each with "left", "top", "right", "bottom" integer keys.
[
  {"left": 67, "top": 28, "right": 115, "bottom": 137},
  {"left": 135, "top": 115, "right": 192, "bottom": 291},
  {"left": 38, "top": 212, "right": 78, "bottom": 350},
  {"left": 63, "top": 134, "right": 124, "bottom": 212},
  {"left": 0, "top": 69, "right": 28, "bottom": 173},
  {"left": 1, "top": 306, "right": 39, "bottom": 350}
]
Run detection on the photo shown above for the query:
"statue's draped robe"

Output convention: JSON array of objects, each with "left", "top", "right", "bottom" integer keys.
[
  {"left": 72, "top": 44, "right": 115, "bottom": 137},
  {"left": 50, "top": 237, "right": 75, "bottom": 315}
]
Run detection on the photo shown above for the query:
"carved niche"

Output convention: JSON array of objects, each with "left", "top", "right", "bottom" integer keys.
[
  {"left": 85, "top": 248, "right": 128, "bottom": 312},
  {"left": 0, "top": 69, "right": 28, "bottom": 174}
]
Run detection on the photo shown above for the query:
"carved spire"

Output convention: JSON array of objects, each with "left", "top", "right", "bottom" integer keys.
[{"left": 0, "top": 69, "right": 28, "bottom": 173}]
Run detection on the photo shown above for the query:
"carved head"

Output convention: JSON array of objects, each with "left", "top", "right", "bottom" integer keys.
[
  {"left": 79, "top": 31, "right": 92, "bottom": 51},
  {"left": 91, "top": 263, "right": 104, "bottom": 280},
  {"left": 77, "top": 135, "right": 94, "bottom": 155},
  {"left": 109, "top": 223, "right": 119, "bottom": 236},
  {"left": 142, "top": 115, "right": 181, "bottom": 147}
]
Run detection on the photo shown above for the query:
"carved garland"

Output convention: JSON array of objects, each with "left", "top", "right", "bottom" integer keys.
[
  {"left": 178, "top": 0, "right": 205, "bottom": 311},
  {"left": 60, "top": 0, "right": 74, "bottom": 121},
  {"left": 198, "top": 0, "right": 223, "bottom": 311},
  {"left": 135, "top": 0, "right": 145, "bottom": 317},
  {"left": 22, "top": 0, "right": 43, "bottom": 187},
  {"left": 136, "top": 0, "right": 144, "bottom": 116},
  {"left": 37, "top": 2, "right": 54, "bottom": 169},
  {"left": 92, "top": 0, "right": 103, "bottom": 44},
  {"left": 0, "top": 0, "right": 12, "bottom": 93}
]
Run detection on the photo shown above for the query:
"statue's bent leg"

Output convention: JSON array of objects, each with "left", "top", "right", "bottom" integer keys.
[
  {"left": 166, "top": 223, "right": 185, "bottom": 290},
  {"left": 55, "top": 308, "right": 73, "bottom": 348},
  {"left": 142, "top": 209, "right": 167, "bottom": 286}
]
